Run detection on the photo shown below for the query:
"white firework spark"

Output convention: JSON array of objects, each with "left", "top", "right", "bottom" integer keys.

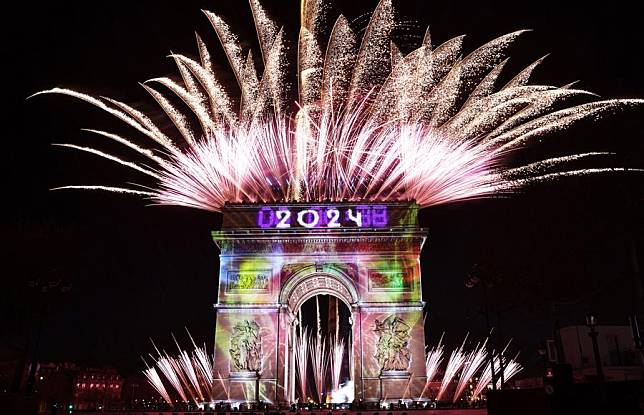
[
  {"left": 154, "top": 352, "right": 190, "bottom": 404},
  {"left": 33, "top": 0, "right": 642, "bottom": 212},
  {"left": 142, "top": 363, "right": 174, "bottom": 406},
  {"left": 425, "top": 333, "right": 445, "bottom": 384},
  {"left": 174, "top": 337, "right": 205, "bottom": 402},
  {"left": 436, "top": 335, "right": 468, "bottom": 401},
  {"left": 189, "top": 334, "right": 215, "bottom": 402},
  {"left": 471, "top": 342, "right": 523, "bottom": 399},
  {"left": 145, "top": 335, "right": 216, "bottom": 407},
  {"left": 294, "top": 327, "right": 310, "bottom": 401},
  {"left": 496, "top": 354, "right": 523, "bottom": 389},
  {"left": 472, "top": 357, "right": 499, "bottom": 401},
  {"left": 329, "top": 336, "right": 345, "bottom": 394},
  {"left": 310, "top": 333, "right": 329, "bottom": 403},
  {"left": 453, "top": 340, "right": 488, "bottom": 403},
  {"left": 419, "top": 332, "right": 444, "bottom": 400}
]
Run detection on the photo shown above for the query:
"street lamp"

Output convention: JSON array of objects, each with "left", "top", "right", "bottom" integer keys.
[
  {"left": 585, "top": 312, "right": 604, "bottom": 382},
  {"left": 465, "top": 264, "right": 498, "bottom": 391}
]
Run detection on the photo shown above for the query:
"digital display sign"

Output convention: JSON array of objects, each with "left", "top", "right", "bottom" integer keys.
[
  {"left": 256, "top": 205, "right": 388, "bottom": 229},
  {"left": 219, "top": 202, "right": 419, "bottom": 230}
]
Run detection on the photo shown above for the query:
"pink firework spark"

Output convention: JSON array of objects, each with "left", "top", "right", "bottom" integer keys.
[
  {"left": 34, "top": 0, "right": 641, "bottom": 212},
  {"left": 310, "top": 334, "right": 329, "bottom": 403},
  {"left": 294, "top": 327, "right": 310, "bottom": 401},
  {"left": 419, "top": 332, "right": 444, "bottom": 400},
  {"left": 453, "top": 339, "right": 488, "bottom": 403},
  {"left": 142, "top": 362, "right": 173, "bottom": 407},
  {"left": 329, "top": 336, "right": 345, "bottom": 393},
  {"left": 436, "top": 335, "right": 468, "bottom": 401},
  {"left": 496, "top": 354, "right": 523, "bottom": 389},
  {"left": 146, "top": 335, "right": 216, "bottom": 406}
]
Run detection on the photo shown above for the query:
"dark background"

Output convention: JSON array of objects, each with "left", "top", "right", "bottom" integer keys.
[{"left": 3, "top": 0, "right": 643, "bottom": 377}]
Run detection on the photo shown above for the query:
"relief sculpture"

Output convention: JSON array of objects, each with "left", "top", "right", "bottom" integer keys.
[
  {"left": 229, "top": 320, "right": 262, "bottom": 372},
  {"left": 373, "top": 315, "right": 411, "bottom": 372}
]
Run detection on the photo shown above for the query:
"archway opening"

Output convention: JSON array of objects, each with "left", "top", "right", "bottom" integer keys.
[{"left": 294, "top": 294, "right": 353, "bottom": 404}]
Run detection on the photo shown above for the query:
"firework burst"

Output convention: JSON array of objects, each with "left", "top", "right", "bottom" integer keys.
[
  {"left": 496, "top": 354, "right": 523, "bottom": 389},
  {"left": 310, "top": 334, "right": 329, "bottom": 403},
  {"left": 142, "top": 363, "right": 173, "bottom": 406},
  {"left": 419, "top": 332, "right": 444, "bottom": 399},
  {"left": 34, "top": 0, "right": 642, "bottom": 212},
  {"left": 471, "top": 353, "right": 523, "bottom": 401},
  {"left": 329, "top": 336, "right": 345, "bottom": 394},
  {"left": 472, "top": 357, "right": 499, "bottom": 401},
  {"left": 453, "top": 340, "right": 488, "bottom": 402},
  {"left": 144, "top": 335, "right": 216, "bottom": 408},
  {"left": 294, "top": 327, "right": 310, "bottom": 401},
  {"left": 436, "top": 335, "right": 468, "bottom": 401}
]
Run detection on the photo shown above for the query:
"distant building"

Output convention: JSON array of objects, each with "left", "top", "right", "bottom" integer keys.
[
  {"left": 72, "top": 367, "right": 123, "bottom": 410},
  {"left": 31, "top": 362, "right": 77, "bottom": 413},
  {"left": 16, "top": 362, "right": 125, "bottom": 412},
  {"left": 558, "top": 325, "right": 643, "bottom": 382}
]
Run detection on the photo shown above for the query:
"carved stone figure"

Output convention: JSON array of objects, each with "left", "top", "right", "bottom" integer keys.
[
  {"left": 229, "top": 320, "right": 262, "bottom": 372},
  {"left": 373, "top": 315, "right": 411, "bottom": 371}
]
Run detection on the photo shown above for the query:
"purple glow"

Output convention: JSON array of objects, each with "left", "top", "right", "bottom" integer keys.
[
  {"left": 256, "top": 205, "right": 388, "bottom": 229},
  {"left": 257, "top": 206, "right": 275, "bottom": 228}
]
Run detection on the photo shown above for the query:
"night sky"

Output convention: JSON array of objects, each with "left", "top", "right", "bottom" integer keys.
[{"left": 4, "top": 0, "right": 643, "bottom": 377}]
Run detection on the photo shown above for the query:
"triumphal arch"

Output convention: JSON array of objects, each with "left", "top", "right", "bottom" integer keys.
[{"left": 211, "top": 202, "right": 427, "bottom": 406}]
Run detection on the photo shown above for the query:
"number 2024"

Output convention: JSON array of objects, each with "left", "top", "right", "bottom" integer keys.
[{"left": 257, "top": 206, "right": 388, "bottom": 228}]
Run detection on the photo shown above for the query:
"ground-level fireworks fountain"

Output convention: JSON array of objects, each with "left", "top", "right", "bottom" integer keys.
[{"left": 144, "top": 202, "right": 523, "bottom": 409}]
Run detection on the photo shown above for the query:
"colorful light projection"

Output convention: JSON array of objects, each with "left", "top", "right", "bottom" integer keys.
[{"left": 211, "top": 201, "right": 428, "bottom": 405}]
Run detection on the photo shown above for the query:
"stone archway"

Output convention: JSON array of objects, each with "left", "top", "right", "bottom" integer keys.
[
  {"left": 279, "top": 266, "right": 359, "bottom": 404},
  {"left": 280, "top": 266, "right": 359, "bottom": 313}
]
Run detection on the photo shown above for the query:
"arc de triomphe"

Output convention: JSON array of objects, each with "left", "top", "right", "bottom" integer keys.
[{"left": 211, "top": 202, "right": 427, "bottom": 405}]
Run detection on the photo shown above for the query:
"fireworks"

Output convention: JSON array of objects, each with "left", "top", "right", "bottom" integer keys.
[
  {"left": 472, "top": 357, "right": 500, "bottom": 401},
  {"left": 294, "top": 327, "right": 310, "bottom": 401},
  {"left": 436, "top": 335, "right": 468, "bottom": 401},
  {"left": 310, "top": 334, "right": 330, "bottom": 403},
  {"left": 329, "top": 336, "right": 345, "bottom": 394},
  {"left": 145, "top": 331, "right": 518, "bottom": 407},
  {"left": 145, "top": 335, "right": 216, "bottom": 408},
  {"left": 453, "top": 340, "right": 488, "bottom": 402},
  {"left": 423, "top": 335, "right": 524, "bottom": 403},
  {"left": 35, "top": 0, "right": 641, "bottom": 212},
  {"left": 142, "top": 364, "right": 173, "bottom": 406},
  {"left": 419, "top": 332, "right": 444, "bottom": 399},
  {"left": 496, "top": 354, "right": 523, "bottom": 390}
]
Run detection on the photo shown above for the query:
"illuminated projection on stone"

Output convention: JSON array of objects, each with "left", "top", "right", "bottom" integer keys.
[{"left": 211, "top": 202, "right": 428, "bottom": 405}]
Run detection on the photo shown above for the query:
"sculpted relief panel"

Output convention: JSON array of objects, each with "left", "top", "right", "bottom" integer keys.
[
  {"left": 229, "top": 320, "right": 262, "bottom": 372},
  {"left": 373, "top": 315, "right": 411, "bottom": 372},
  {"left": 226, "top": 269, "right": 271, "bottom": 293}
]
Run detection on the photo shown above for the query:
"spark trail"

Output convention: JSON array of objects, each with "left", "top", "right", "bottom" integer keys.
[
  {"left": 436, "top": 335, "right": 468, "bottom": 401},
  {"left": 35, "top": 0, "right": 642, "bottom": 212}
]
